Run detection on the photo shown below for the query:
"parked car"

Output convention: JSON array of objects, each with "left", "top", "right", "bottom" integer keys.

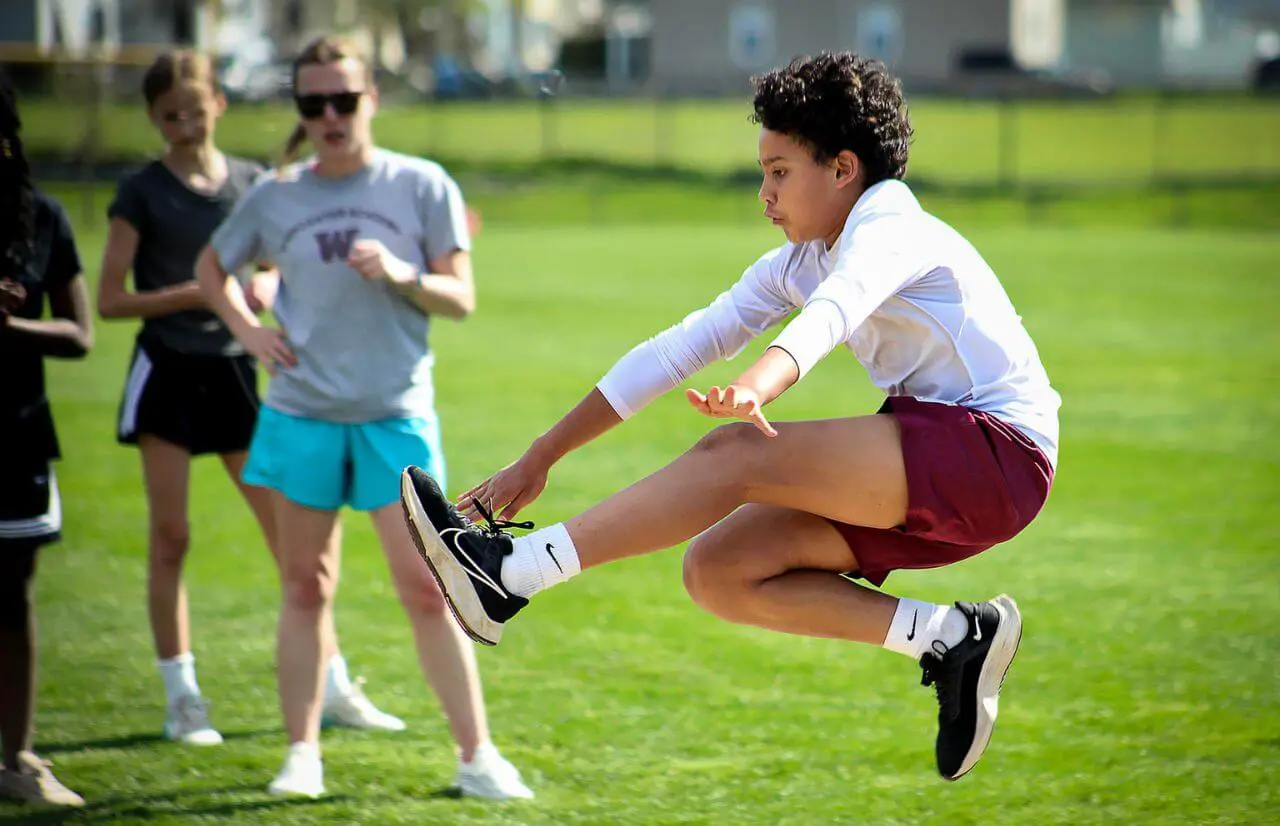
[
  {"left": 952, "top": 48, "right": 1113, "bottom": 99},
  {"left": 218, "top": 41, "right": 292, "bottom": 102},
  {"left": 431, "top": 55, "right": 567, "bottom": 101},
  {"left": 1254, "top": 56, "right": 1280, "bottom": 93}
]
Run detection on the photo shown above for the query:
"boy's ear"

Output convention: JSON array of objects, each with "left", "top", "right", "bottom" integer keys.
[{"left": 833, "top": 150, "right": 860, "bottom": 186}]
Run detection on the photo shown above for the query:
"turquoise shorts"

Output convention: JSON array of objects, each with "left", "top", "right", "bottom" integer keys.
[{"left": 242, "top": 406, "right": 447, "bottom": 512}]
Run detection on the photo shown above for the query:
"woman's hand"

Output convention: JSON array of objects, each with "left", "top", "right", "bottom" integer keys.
[
  {"left": 347, "top": 239, "right": 415, "bottom": 287},
  {"left": 240, "top": 326, "right": 297, "bottom": 375}
]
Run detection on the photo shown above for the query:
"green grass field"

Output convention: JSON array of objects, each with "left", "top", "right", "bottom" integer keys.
[
  {"left": 3, "top": 184, "right": 1278, "bottom": 824},
  {"left": 19, "top": 95, "right": 1280, "bottom": 186}
]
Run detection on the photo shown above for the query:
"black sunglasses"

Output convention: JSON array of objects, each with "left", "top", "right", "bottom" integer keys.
[{"left": 294, "top": 91, "right": 364, "bottom": 119}]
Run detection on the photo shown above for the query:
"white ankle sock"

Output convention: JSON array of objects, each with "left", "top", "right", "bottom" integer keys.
[
  {"left": 500, "top": 522, "right": 581, "bottom": 599},
  {"left": 324, "top": 653, "right": 353, "bottom": 702},
  {"left": 882, "top": 599, "right": 969, "bottom": 661},
  {"left": 460, "top": 741, "right": 498, "bottom": 769},
  {"left": 158, "top": 652, "right": 200, "bottom": 705}
]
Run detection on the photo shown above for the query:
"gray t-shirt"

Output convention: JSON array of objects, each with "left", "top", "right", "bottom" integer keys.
[
  {"left": 108, "top": 157, "right": 264, "bottom": 356},
  {"left": 209, "top": 149, "right": 471, "bottom": 422}
]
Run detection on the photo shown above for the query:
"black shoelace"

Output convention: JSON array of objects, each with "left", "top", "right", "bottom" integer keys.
[
  {"left": 920, "top": 640, "right": 962, "bottom": 722},
  {"left": 471, "top": 498, "right": 535, "bottom": 539}
]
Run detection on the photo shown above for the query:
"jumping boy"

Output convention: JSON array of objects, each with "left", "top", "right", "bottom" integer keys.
[{"left": 401, "top": 52, "right": 1060, "bottom": 781}]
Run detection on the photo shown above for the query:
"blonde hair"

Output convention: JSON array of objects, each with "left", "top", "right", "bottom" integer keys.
[
  {"left": 142, "top": 50, "right": 221, "bottom": 108},
  {"left": 281, "top": 35, "right": 374, "bottom": 168}
]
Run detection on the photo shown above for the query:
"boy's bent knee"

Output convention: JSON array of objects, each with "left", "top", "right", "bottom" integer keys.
[
  {"left": 683, "top": 538, "right": 749, "bottom": 619},
  {"left": 692, "top": 422, "right": 757, "bottom": 457}
]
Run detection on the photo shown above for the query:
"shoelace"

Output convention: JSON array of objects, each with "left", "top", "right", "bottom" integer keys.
[
  {"left": 920, "top": 640, "right": 962, "bottom": 722},
  {"left": 471, "top": 498, "right": 535, "bottom": 540}
]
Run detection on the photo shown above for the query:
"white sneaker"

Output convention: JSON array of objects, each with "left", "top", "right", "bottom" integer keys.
[
  {"left": 163, "top": 694, "right": 223, "bottom": 746},
  {"left": 0, "top": 752, "right": 84, "bottom": 807},
  {"left": 455, "top": 744, "right": 534, "bottom": 800},
  {"left": 322, "top": 678, "right": 406, "bottom": 732},
  {"left": 268, "top": 742, "right": 325, "bottom": 798}
]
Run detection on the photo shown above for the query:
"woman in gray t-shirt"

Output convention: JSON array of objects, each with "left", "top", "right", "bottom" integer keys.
[
  {"left": 96, "top": 51, "right": 399, "bottom": 749},
  {"left": 196, "top": 35, "right": 531, "bottom": 801}
]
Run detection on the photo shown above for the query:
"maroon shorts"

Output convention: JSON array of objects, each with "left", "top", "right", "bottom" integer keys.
[{"left": 830, "top": 396, "right": 1054, "bottom": 586}]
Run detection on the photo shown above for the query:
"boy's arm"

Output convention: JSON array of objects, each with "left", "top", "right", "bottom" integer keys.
[{"left": 458, "top": 253, "right": 797, "bottom": 521}]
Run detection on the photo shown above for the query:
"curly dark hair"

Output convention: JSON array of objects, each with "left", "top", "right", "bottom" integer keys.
[
  {"left": 751, "top": 52, "right": 913, "bottom": 185},
  {"left": 0, "top": 66, "right": 35, "bottom": 282}
]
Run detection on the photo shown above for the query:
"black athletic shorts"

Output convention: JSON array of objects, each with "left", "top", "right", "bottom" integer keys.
[
  {"left": 116, "top": 339, "right": 259, "bottom": 456},
  {"left": 0, "top": 457, "right": 60, "bottom": 548}
]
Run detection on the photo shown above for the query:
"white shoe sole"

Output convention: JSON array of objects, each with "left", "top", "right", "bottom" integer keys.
[
  {"left": 400, "top": 470, "right": 503, "bottom": 646},
  {"left": 456, "top": 777, "right": 535, "bottom": 801},
  {"left": 164, "top": 727, "right": 224, "bottom": 746},
  {"left": 951, "top": 594, "right": 1022, "bottom": 780},
  {"left": 267, "top": 779, "right": 325, "bottom": 798},
  {"left": 321, "top": 714, "right": 407, "bottom": 732}
]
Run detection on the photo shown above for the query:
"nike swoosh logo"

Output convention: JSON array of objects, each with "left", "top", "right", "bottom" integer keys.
[
  {"left": 545, "top": 543, "right": 563, "bottom": 573},
  {"left": 973, "top": 617, "right": 983, "bottom": 642},
  {"left": 906, "top": 610, "right": 917, "bottom": 641},
  {"left": 440, "top": 528, "right": 507, "bottom": 598}
]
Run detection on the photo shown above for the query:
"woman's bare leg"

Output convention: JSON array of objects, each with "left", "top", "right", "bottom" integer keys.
[
  {"left": 369, "top": 505, "right": 488, "bottom": 761},
  {"left": 273, "top": 496, "right": 342, "bottom": 745}
]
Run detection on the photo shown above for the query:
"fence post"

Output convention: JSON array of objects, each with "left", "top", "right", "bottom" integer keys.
[
  {"left": 80, "top": 56, "right": 106, "bottom": 230},
  {"left": 539, "top": 92, "right": 558, "bottom": 162},
  {"left": 427, "top": 98, "right": 442, "bottom": 159},
  {"left": 998, "top": 95, "right": 1018, "bottom": 190},
  {"left": 1170, "top": 181, "right": 1190, "bottom": 229},
  {"left": 654, "top": 88, "right": 672, "bottom": 167},
  {"left": 1151, "top": 92, "right": 1167, "bottom": 186}
]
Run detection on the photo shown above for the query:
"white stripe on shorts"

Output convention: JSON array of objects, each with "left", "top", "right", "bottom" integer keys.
[
  {"left": 118, "top": 347, "right": 154, "bottom": 439},
  {"left": 0, "top": 469, "right": 61, "bottom": 539}
]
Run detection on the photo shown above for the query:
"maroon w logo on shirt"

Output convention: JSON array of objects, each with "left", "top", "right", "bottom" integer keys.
[{"left": 314, "top": 228, "right": 359, "bottom": 263}]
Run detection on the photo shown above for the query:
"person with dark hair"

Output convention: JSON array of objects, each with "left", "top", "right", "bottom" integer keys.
[
  {"left": 402, "top": 52, "right": 1061, "bottom": 781},
  {"left": 96, "top": 49, "right": 401, "bottom": 748},
  {"left": 195, "top": 35, "right": 531, "bottom": 800},
  {"left": 0, "top": 69, "right": 93, "bottom": 807}
]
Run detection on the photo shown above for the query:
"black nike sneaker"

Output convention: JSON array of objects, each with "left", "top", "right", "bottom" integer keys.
[
  {"left": 399, "top": 466, "right": 533, "bottom": 646},
  {"left": 919, "top": 595, "right": 1023, "bottom": 781}
]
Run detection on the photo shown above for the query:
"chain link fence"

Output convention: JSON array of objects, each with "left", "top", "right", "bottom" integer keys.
[{"left": 5, "top": 49, "right": 1279, "bottom": 228}]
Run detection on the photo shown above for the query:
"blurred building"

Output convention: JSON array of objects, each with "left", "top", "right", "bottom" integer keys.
[
  {"left": 645, "top": 0, "right": 1015, "bottom": 93},
  {"left": 0, "top": 0, "right": 217, "bottom": 59},
  {"left": 636, "top": 0, "right": 1277, "bottom": 93},
  {"left": 4, "top": 0, "right": 1276, "bottom": 95},
  {"left": 1161, "top": 0, "right": 1280, "bottom": 87}
]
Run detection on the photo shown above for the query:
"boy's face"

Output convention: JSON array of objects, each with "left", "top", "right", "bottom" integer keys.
[{"left": 757, "top": 128, "right": 859, "bottom": 246}]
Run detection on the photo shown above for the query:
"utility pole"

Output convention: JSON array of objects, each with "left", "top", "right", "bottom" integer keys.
[{"left": 511, "top": 0, "right": 525, "bottom": 77}]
